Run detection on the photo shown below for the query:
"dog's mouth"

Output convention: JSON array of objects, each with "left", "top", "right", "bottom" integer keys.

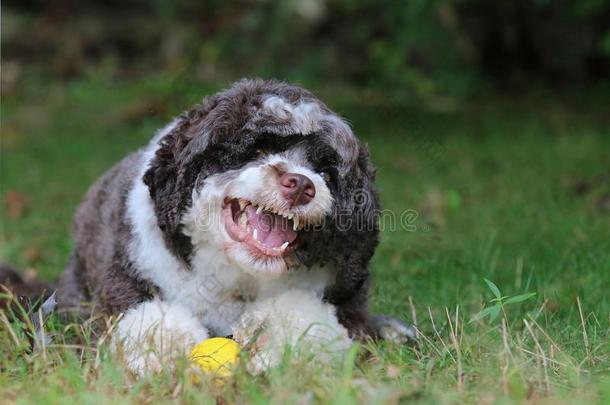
[{"left": 222, "top": 198, "right": 302, "bottom": 257}]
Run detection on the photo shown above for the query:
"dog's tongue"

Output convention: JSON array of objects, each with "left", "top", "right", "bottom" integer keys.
[{"left": 245, "top": 205, "right": 297, "bottom": 247}]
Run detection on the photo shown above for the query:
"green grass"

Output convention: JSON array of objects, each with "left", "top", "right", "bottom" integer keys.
[{"left": 1, "top": 74, "right": 609, "bottom": 404}]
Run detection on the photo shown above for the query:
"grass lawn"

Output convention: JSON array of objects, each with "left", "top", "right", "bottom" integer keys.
[{"left": 1, "top": 74, "right": 609, "bottom": 404}]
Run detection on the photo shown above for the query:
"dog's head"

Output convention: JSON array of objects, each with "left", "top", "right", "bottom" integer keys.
[{"left": 144, "top": 79, "right": 379, "bottom": 278}]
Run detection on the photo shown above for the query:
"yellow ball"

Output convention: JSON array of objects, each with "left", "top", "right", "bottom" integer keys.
[{"left": 190, "top": 337, "right": 240, "bottom": 378}]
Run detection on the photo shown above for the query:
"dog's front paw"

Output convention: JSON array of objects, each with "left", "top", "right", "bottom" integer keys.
[
  {"left": 371, "top": 315, "right": 417, "bottom": 344},
  {"left": 113, "top": 300, "right": 209, "bottom": 376},
  {"left": 233, "top": 289, "right": 352, "bottom": 374}
]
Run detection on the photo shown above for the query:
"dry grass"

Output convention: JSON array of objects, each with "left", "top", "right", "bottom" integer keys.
[{"left": 1, "top": 286, "right": 608, "bottom": 404}]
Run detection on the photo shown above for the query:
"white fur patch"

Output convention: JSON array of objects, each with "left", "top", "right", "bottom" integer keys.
[
  {"left": 262, "top": 96, "right": 325, "bottom": 134},
  {"left": 127, "top": 121, "right": 184, "bottom": 291},
  {"left": 114, "top": 299, "right": 209, "bottom": 376},
  {"left": 233, "top": 289, "right": 352, "bottom": 374}
]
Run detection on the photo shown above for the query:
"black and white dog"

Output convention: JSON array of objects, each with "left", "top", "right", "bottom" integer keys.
[{"left": 9, "top": 79, "right": 415, "bottom": 374}]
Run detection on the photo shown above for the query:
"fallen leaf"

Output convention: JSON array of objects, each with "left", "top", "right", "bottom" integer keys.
[
  {"left": 4, "top": 190, "right": 27, "bottom": 219},
  {"left": 24, "top": 246, "right": 42, "bottom": 262}
]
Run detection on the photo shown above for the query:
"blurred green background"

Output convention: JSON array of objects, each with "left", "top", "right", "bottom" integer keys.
[
  {"left": 3, "top": 0, "right": 610, "bottom": 96},
  {"left": 2, "top": 2, "right": 610, "bottom": 402}
]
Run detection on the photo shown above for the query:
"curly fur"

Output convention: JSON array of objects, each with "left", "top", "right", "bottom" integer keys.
[{"left": 4, "top": 79, "right": 414, "bottom": 374}]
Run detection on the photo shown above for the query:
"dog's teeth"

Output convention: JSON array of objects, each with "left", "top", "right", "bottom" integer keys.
[
  {"left": 280, "top": 241, "right": 289, "bottom": 251},
  {"left": 253, "top": 229, "right": 258, "bottom": 241},
  {"left": 256, "top": 205, "right": 263, "bottom": 214},
  {"left": 239, "top": 199, "right": 248, "bottom": 210},
  {"left": 287, "top": 214, "right": 293, "bottom": 220},
  {"left": 293, "top": 216, "right": 299, "bottom": 231}
]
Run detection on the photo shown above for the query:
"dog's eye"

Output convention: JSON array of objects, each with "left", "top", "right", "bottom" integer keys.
[
  {"left": 320, "top": 171, "right": 332, "bottom": 184},
  {"left": 255, "top": 148, "right": 268, "bottom": 158}
]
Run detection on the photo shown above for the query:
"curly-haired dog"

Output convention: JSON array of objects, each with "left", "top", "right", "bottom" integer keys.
[{"left": 4, "top": 79, "right": 415, "bottom": 374}]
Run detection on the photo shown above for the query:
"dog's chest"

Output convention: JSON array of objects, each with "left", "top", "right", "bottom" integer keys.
[
  {"left": 162, "top": 253, "right": 336, "bottom": 337},
  {"left": 158, "top": 252, "right": 254, "bottom": 336},
  {"left": 192, "top": 271, "right": 258, "bottom": 336}
]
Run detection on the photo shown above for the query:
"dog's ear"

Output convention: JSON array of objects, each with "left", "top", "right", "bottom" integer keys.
[
  {"left": 318, "top": 142, "right": 379, "bottom": 305},
  {"left": 338, "top": 143, "right": 379, "bottom": 276},
  {"left": 142, "top": 95, "right": 220, "bottom": 263}
]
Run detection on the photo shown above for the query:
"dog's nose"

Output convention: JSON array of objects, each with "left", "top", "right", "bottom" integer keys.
[{"left": 279, "top": 173, "right": 316, "bottom": 206}]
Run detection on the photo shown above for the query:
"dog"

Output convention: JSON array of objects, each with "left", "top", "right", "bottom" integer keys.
[{"left": 3, "top": 79, "right": 415, "bottom": 374}]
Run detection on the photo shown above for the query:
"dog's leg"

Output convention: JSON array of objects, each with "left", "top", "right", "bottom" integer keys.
[
  {"left": 333, "top": 287, "right": 417, "bottom": 344},
  {"left": 233, "top": 289, "right": 352, "bottom": 374},
  {"left": 113, "top": 299, "right": 209, "bottom": 376},
  {"left": 369, "top": 314, "right": 417, "bottom": 344}
]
